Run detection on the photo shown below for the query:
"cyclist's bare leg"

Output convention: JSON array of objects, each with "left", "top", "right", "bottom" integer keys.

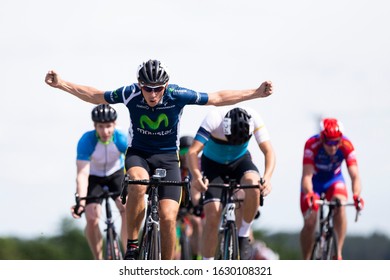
[
  {"left": 126, "top": 167, "right": 148, "bottom": 242},
  {"left": 159, "top": 198, "right": 180, "bottom": 259},
  {"left": 190, "top": 186, "right": 203, "bottom": 258},
  {"left": 240, "top": 172, "right": 261, "bottom": 230},
  {"left": 190, "top": 216, "right": 203, "bottom": 258},
  {"left": 85, "top": 203, "right": 103, "bottom": 259},
  {"left": 114, "top": 197, "right": 128, "bottom": 251},
  {"left": 300, "top": 209, "right": 317, "bottom": 259},
  {"left": 202, "top": 201, "right": 222, "bottom": 259},
  {"left": 333, "top": 195, "right": 347, "bottom": 259}
]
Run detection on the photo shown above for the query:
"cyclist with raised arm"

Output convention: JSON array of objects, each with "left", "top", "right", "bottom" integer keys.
[
  {"left": 300, "top": 118, "right": 365, "bottom": 260},
  {"left": 187, "top": 107, "right": 275, "bottom": 260},
  {"left": 45, "top": 59, "right": 273, "bottom": 260},
  {"left": 71, "top": 104, "right": 128, "bottom": 260}
]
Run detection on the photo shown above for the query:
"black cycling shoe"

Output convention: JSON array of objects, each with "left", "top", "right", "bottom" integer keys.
[
  {"left": 239, "top": 237, "right": 252, "bottom": 260},
  {"left": 124, "top": 248, "right": 139, "bottom": 260}
]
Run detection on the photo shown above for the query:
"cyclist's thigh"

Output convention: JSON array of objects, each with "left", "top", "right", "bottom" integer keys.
[
  {"left": 85, "top": 203, "right": 102, "bottom": 222},
  {"left": 125, "top": 148, "right": 151, "bottom": 178},
  {"left": 149, "top": 152, "right": 182, "bottom": 203},
  {"left": 87, "top": 176, "right": 106, "bottom": 204},
  {"left": 106, "top": 169, "right": 125, "bottom": 198},
  {"left": 124, "top": 149, "right": 149, "bottom": 195},
  {"left": 201, "top": 155, "right": 225, "bottom": 203},
  {"left": 324, "top": 176, "right": 348, "bottom": 201},
  {"left": 231, "top": 153, "right": 260, "bottom": 183}
]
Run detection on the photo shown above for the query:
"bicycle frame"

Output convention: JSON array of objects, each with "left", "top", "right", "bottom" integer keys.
[
  {"left": 75, "top": 186, "right": 123, "bottom": 260},
  {"left": 208, "top": 178, "right": 262, "bottom": 260},
  {"left": 141, "top": 176, "right": 162, "bottom": 260},
  {"left": 121, "top": 168, "right": 190, "bottom": 260},
  {"left": 176, "top": 207, "right": 193, "bottom": 260},
  {"left": 103, "top": 188, "right": 123, "bottom": 260},
  {"left": 310, "top": 193, "right": 359, "bottom": 260}
]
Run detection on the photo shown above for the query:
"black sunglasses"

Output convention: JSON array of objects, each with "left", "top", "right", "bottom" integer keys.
[{"left": 142, "top": 85, "right": 165, "bottom": 93}]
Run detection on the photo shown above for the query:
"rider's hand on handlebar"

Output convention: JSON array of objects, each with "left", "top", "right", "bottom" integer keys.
[
  {"left": 259, "top": 178, "right": 272, "bottom": 197},
  {"left": 353, "top": 195, "right": 365, "bottom": 211},
  {"left": 71, "top": 204, "right": 85, "bottom": 219},
  {"left": 192, "top": 177, "right": 208, "bottom": 192},
  {"left": 304, "top": 191, "right": 320, "bottom": 211}
]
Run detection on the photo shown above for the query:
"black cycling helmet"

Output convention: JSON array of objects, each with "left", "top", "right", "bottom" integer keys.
[
  {"left": 223, "top": 107, "right": 253, "bottom": 145},
  {"left": 137, "top": 59, "right": 170, "bottom": 86},
  {"left": 91, "top": 104, "right": 117, "bottom": 123}
]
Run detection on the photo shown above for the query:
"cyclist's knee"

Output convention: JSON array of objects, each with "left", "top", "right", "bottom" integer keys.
[
  {"left": 85, "top": 214, "right": 100, "bottom": 226},
  {"left": 203, "top": 210, "right": 220, "bottom": 228},
  {"left": 160, "top": 200, "right": 179, "bottom": 221},
  {"left": 302, "top": 213, "right": 317, "bottom": 230}
]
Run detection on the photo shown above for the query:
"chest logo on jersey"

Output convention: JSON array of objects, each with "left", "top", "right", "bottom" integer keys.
[{"left": 140, "top": 114, "right": 169, "bottom": 130}]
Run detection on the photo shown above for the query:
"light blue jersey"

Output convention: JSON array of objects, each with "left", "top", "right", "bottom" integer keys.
[{"left": 77, "top": 129, "right": 128, "bottom": 177}]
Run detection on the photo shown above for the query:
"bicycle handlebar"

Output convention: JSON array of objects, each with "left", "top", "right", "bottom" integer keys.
[
  {"left": 314, "top": 199, "right": 361, "bottom": 222},
  {"left": 120, "top": 175, "right": 191, "bottom": 206},
  {"left": 74, "top": 187, "right": 122, "bottom": 217},
  {"left": 206, "top": 178, "right": 265, "bottom": 206},
  {"left": 306, "top": 198, "right": 361, "bottom": 222}
]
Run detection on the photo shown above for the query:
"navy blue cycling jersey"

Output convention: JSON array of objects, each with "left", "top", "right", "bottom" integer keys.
[{"left": 104, "top": 83, "right": 208, "bottom": 153}]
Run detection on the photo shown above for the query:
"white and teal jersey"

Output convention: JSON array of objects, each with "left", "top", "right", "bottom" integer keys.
[
  {"left": 104, "top": 83, "right": 208, "bottom": 153},
  {"left": 194, "top": 107, "right": 271, "bottom": 164},
  {"left": 76, "top": 129, "right": 128, "bottom": 177}
]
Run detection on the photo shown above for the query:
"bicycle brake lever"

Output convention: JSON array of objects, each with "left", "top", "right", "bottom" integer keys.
[
  {"left": 259, "top": 178, "right": 265, "bottom": 206},
  {"left": 184, "top": 176, "right": 191, "bottom": 208},
  {"left": 120, "top": 176, "right": 128, "bottom": 205}
]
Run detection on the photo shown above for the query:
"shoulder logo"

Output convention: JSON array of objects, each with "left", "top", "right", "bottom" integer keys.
[{"left": 113, "top": 90, "right": 118, "bottom": 99}]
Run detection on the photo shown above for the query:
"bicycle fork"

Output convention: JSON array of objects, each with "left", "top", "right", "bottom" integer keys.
[{"left": 217, "top": 202, "right": 238, "bottom": 259}]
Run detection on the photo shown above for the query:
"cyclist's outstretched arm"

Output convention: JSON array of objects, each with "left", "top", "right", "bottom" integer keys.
[
  {"left": 206, "top": 81, "right": 273, "bottom": 106},
  {"left": 45, "top": 70, "right": 107, "bottom": 104}
]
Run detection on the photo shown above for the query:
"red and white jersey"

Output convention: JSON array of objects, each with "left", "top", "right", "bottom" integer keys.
[{"left": 303, "top": 134, "right": 357, "bottom": 180}]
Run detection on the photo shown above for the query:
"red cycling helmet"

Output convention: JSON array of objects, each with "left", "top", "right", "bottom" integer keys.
[{"left": 320, "top": 118, "right": 343, "bottom": 140}]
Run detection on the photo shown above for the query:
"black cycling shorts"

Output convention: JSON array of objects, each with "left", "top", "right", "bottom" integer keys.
[
  {"left": 125, "top": 148, "right": 182, "bottom": 203},
  {"left": 87, "top": 169, "right": 125, "bottom": 205},
  {"left": 201, "top": 152, "right": 259, "bottom": 204}
]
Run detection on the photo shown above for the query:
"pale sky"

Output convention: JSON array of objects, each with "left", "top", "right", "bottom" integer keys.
[{"left": 1, "top": 0, "right": 389, "bottom": 239}]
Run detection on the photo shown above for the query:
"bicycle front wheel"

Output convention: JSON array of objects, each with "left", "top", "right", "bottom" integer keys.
[
  {"left": 180, "top": 230, "right": 192, "bottom": 260},
  {"left": 310, "top": 235, "right": 323, "bottom": 260},
  {"left": 222, "top": 221, "right": 239, "bottom": 260},
  {"left": 139, "top": 222, "right": 161, "bottom": 260},
  {"left": 150, "top": 223, "right": 161, "bottom": 260},
  {"left": 325, "top": 231, "right": 338, "bottom": 260},
  {"left": 105, "top": 227, "right": 123, "bottom": 260},
  {"left": 139, "top": 224, "right": 151, "bottom": 260}
]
